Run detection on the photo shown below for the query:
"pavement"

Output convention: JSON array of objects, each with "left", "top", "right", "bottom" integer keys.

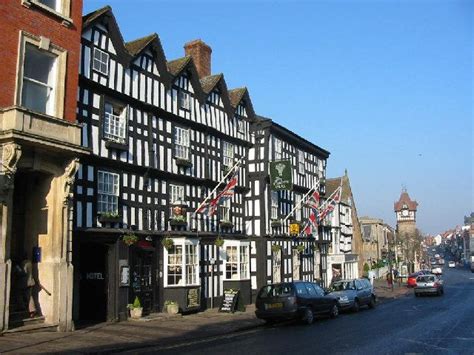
[{"left": 0, "top": 280, "right": 411, "bottom": 354}]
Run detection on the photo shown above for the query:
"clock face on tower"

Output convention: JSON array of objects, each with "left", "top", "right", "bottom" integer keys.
[{"left": 402, "top": 209, "right": 408, "bottom": 217}]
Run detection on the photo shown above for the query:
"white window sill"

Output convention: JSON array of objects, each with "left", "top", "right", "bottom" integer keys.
[
  {"left": 22, "top": 0, "right": 73, "bottom": 27},
  {"left": 164, "top": 284, "right": 200, "bottom": 288}
]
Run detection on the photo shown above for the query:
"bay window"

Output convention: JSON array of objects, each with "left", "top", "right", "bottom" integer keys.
[
  {"left": 298, "top": 150, "right": 305, "bottom": 174},
  {"left": 222, "top": 141, "right": 234, "bottom": 168},
  {"left": 164, "top": 239, "right": 199, "bottom": 287},
  {"left": 271, "top": 191, "right": 279, "bottom": 220},
  {"left": 93, "top": 48, "right": 109, "bottom": 76},
  {"left": 274, "top": 137, "right": 282, "bottom": 161}
]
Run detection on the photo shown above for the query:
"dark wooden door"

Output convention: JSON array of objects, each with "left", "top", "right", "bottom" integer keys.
[{"left": 130, "top": 248, "right": 154, "bottom": 315}]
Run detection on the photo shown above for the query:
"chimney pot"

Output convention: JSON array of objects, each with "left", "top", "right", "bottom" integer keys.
[{"left": 184, "top": 39, "right": 212, "bottom": 79}]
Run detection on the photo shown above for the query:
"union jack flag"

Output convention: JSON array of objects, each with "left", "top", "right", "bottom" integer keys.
[
  {"left": 304, "top": 191, "right": 320, "bottom": 236},
  {"left": 196, "top": 172, "right": 239, "bottom": 216},
  {"left": 318, "top": 187, "right": 341, "bottom": 220}
]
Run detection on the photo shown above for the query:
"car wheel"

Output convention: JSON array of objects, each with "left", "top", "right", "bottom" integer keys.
[
  {"left": 437, "top": 289, "right": 441, "bottom": 296},
  {"left": 368, "top": 296, "right": 376, "bottom": 309},
  {"left": 415, "top": 292, "right": 419, "bottom": 297},
  {"left": 352, "top": 299, "right": 360, "bottom": 312},
  {"left": 330, "top": 303, "right": 339, "bottom": 318},
  {"left": 265, "top": 319, "right": 277, "bottom": 325},
  {"left": 302, "top": 307, "right": 314, "bottom": 325}
]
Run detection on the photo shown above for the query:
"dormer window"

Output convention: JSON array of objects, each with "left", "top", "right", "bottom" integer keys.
[
  {"left": 237, "top": 119, "right": 245, "bottom": 133},
  {"left": 93, "top": 48, "right": 109, "bottom": 76},
  {"left": 178, "top": 91, "right": 191, "bottom": 111}
]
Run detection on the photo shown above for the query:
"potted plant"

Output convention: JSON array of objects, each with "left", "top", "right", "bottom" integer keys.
[
  {"left": 127, "top": 296, "right": 143, "bottom": 319},
  {"left": 271, "top": 244, "right": 281, "bottom": 253},
  {"left": 215, "top": 235, "right": 224, "bottom": 248},
  {"left": 164, "top": 300, "right": 179, "bottom": 314},
  {"left": 169, "top": 214, "right": 187, "bottom": 226},
  {"left": 219, "top": 220, "right": 233, "bottom": 229},
  {"left": 162, "top": 237, "right": 174, "bottom": 250},
  {"left": 175, "top": 158, "right": 192, "bottom": 168},
  {"left": 122, "top": 233, "right": 139, "bottom": 246},
  {"left": 98, "top": 211, "right": 121, "bottom": 223},
  {"left": 270, "top": 220, "right": 282, "bottom": 227}
]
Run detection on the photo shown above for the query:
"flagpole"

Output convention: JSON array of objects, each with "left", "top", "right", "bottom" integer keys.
[
  {"left": 193, "top": 158, "right": 242, "bottom": 216},
  {"left": 282, "top": 178, "right": 320, "bottom": 223}
]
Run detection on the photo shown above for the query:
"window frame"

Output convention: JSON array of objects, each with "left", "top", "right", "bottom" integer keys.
[
  {"left": 274, "top": 137, "right": 282, "bottom": 161},
  {"left": 298, "top": 150, "right": 305, "bottom": 175},
  {"left": 22, "top": 0, "right": 73, "bottom": 25},
  {"left": 222, "top": 141, "right": 234, "bottom": 168},
  {"left": 16, "top": 31, "right": 67, "bottom": 118},
  {"left": 163, "top": 238, "right": 200, "bottom": 287},
  {"left": 271, "top": 191, "right": 279, "bottom": 220},
  {"left": 103, "top": 100, "right": 128, "bottom": 144},
  {"left": 97, "top": 170, "right": 119, "bottom": 214},
  {"left": 222, "top": 240, "right": 250, "bottom": 281},
  {"left": 173, "top": 126, "right": 190, "bottom": 160},
  {"left": 218, "top": 198, "right": 231, "bottom": 222},
  {"left": 92, "top": 48, "right": 110, "bottom": 76},
  {"left": 178, "top": 90, "right": 191, "bottom": 111}
]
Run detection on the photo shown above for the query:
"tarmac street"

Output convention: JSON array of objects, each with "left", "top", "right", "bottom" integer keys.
[{"left": 0, "top": 267, "right": 472, "bottom": 354}]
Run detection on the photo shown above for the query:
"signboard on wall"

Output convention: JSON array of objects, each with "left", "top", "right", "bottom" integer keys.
[
  {"left": 289, "top": 223, "right": 300, "bottom": 236},
  {"left": 270, "top": 160, "right": 292, "bottom": 190},
  {"left": 187, "top": 288, "right": 200, "bottom": 308}
]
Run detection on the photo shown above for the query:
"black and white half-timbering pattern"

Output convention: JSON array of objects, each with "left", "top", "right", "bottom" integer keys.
[
  {"left": 247, "top": 117, "right": 331, "bottom": 289},
  {"left": 73, "top": 7, "right": 257, "bottom": 321}
]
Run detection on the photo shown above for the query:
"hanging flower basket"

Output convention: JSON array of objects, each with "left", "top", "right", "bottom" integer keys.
[
  {"left": 162, "top": 237, "right": 174, "bottom": 250},
  {"left": 122, "top": 233, "right": 139, "bottom": 246},
  {"left": 215, "top": 236, "right": 224, "bottom": 247},
  {"left": 271, "top": 244, "right": 282, "bottom": 253},
  {"left": 296, "top": 244, "right": 305, "bottom": 254}
]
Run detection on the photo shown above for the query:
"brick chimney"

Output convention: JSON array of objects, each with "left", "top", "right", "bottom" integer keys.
[{"left": 184, "top": 39, "right": 212, "bottom": 79}]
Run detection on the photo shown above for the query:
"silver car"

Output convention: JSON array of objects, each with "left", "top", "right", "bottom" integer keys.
[
  {"left": 328, "top": 279, "right": 376, "bottom": 312},
  {"left": 414, "top": 274, "right": 444, "bottom": 297}
]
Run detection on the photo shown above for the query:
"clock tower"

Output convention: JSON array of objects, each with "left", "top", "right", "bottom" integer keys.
[{"left": 394, "top": 189, "right": 418, "bottom": 236}]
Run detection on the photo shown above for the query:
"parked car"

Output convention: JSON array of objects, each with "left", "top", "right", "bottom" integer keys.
[
  {"left": 431, "top": 267, "right": 443, "bottom": 275},
  {"left": 255, "top": 281, "right": 339, "bottom": 325},
  {"left": 414, "top": 274, "right": 444, "bottom": 297},
  {"left": 448, "top": 261, "right": 456, "bottom": 268},
  {"left": 327, "top": 278, "right": 376, "bottom": 312}
]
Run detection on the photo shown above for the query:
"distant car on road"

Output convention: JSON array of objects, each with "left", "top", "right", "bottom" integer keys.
[
  {"left": 327, "top": 278, "right": 376, "bottom": 312},
  {"left": 448, "top": 261, "right": 456, "bottom": 268},
  {"left": 407, "top": 270, "right": 431, "bottom": 287},
  {"left": 255, "top": 281, "right": 339, "bottom": 325},
  {"left": 414, "top": 274, "right": 444, "bottom": 297},
  {"left": 431, "top": 267, "right": 443, "bottom": 275}
]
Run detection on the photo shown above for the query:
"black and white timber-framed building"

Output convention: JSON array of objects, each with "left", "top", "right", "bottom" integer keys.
[
  {"left": 72, "top": 5, "right": 332, "bottom": 323},
  {"left": 247, "top": 117, "right": 331, "bottom": 289},
  {"left": 73, "top": 6, "right": 257, "bottom": 322}
]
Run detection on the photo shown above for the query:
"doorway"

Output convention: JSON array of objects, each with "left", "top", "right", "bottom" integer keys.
[
  {"left": 130, "top": 248, "right": 154, "bottom": 315},
  {"left": 78, "top": 243, "right": 108, "bottom": 322}
]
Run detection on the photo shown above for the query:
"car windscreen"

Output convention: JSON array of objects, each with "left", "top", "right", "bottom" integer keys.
[
  {"left": 258, "top": 284, "right": 294, "bottom": 299},
  {"left": 417, "top": 276, "right": 435, "bottom": 282},
  {"left": 330, "top": 281, "right": 355, "bottom": 291}
]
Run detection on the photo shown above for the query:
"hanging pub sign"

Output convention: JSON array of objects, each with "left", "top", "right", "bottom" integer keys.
[
  {"left": 289, "top": 222, "right": 300, "bottom": 236},
  {"left": 270, "top": 160, "right": 292, "bottom": 190}
]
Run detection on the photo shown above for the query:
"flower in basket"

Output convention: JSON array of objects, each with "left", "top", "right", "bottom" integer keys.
[
  {"left": 127, "top": 296, "right": 142, "bottom": 310},
  {"left": 122, "top": 233, "right": 139, "bottom": 246},
  {"left": 215, "top": 236, "right": 224, "bottom": 247},
  {"left": 100, "top": 211, "right": 120, "bottom": 218},
  {"left": 162, "top": 237, "right": 174, "bottom": 250},
  {"left": 170, "top": 214, "right": 186, "bottom": 223},
  {"left": 296, "top": 244, "right": 305, "bottom": 254}
]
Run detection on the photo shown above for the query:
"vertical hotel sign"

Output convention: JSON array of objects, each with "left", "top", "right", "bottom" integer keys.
[{"left": 270, "top": 160, "right": 292, "bottom": 190}]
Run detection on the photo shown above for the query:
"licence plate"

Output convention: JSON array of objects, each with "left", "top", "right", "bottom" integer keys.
[{"left": 266, "top": 303, "right": 283, "bottom": 310}]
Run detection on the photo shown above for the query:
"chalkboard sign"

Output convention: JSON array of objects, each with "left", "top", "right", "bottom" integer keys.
[
  {"left": 219, "top": 288, "right": 240, "bottom": 313},
  {"left": 187, "top": 288, "right": 200, "bottom": 308}
]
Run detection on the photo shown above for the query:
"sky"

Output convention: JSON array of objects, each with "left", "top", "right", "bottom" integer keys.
[{"left": 83, "top": 0, "right": 473, "bottom": 235}]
